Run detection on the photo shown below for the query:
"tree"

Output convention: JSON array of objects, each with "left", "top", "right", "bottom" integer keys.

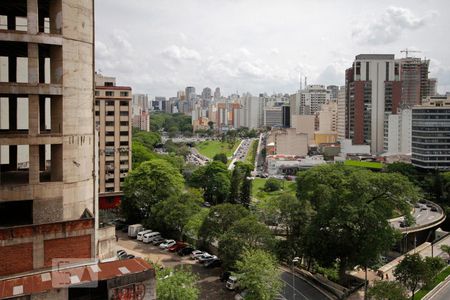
[
  {"left": 440, "top": 244, "right": 450, "bottom": 258},
  {"left": 189, "top": 161, "right": 230, "bottom": 205},
  {"left": 297, "top": 164, "right": 420, "bottom": 283},
  {"left": 122, "top": 159, "right": 184, "bottom": 222},
  {"left": 218, "top": 216, "right": 274, "bottom": 269},
  {"left": 394, "top": 254, "right": 445, "bottom": 299},
  {"left": 151, "top": 189, "right": 203, "bottom": 239},
  {"left": 233, "top": 249, "right": 283, "bottom": 300},
  {"left": 132, "top": 141, "right": 154, "bottom": 168},
  {"left": 184, "top": 209, "right": 209, "bottom": 243},
  {"left": 156, "top": 266, "right": 199, "bottom": 300},
  {"left": 229, "top": 166, "right": 242, "bottom": 204},
  {"left": 133, "top": 130, "right": 161, "bottom": 149},
  {"left": 240, "top": 169, "right": 252, "bottom": 207},
  {"left": 367, "top": 281, "right": 408, "bottom": 300},
  {"left": 213, "top": 153, "right": 228, "bottom": 164},
  {"left": 199, "top": 203, "right": 250, "bottom": 243},
  {"left": 264, "top": 178, "right": 282, "bottom": 192}
]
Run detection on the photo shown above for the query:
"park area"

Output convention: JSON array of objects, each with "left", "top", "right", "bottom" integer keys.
[
  {"left": 195, "top": 140, "right": 240, "bottom": 159},
  {"left": 251, "top": 178, "right": 296, "bottom": 202}
]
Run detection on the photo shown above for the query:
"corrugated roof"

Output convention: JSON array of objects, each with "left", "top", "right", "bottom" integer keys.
[{"left": 0, "top": 258, "right": 152, "bottom": 299}]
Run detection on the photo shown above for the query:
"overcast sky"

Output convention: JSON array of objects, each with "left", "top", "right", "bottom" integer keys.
[{"left": 95, "top": 0, "right": 450, "bottom": 98}]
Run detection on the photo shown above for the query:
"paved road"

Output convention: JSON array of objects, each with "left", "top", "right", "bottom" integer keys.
[
  {"left": 390, "top": 203, "right": 443, "bottom": 231},
  {"left": 280, "top": 271, "right": 331, "bottom": 300},
  {"left": 427, "top": 276, "right": 450, "bottom": 300}
]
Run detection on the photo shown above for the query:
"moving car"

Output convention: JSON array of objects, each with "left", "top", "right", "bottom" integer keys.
[{"left": 159, "top": 239, "right": 176, "bottom": 249}]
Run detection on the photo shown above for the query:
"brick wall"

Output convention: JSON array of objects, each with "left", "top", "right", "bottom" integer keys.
[
  {"left": 44, "top": 235, "right": 92, "bottom": 267},
  {"left": 0, "top": 243, "right": 33, "bottom": 276}
]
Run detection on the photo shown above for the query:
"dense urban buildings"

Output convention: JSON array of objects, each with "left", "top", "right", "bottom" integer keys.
[
  {"left": 95, "top": 74, "right": 132, "bottom": 208},
  {"left": 412, "top": 95, "right": 450, "bottom": 170},
  {"left": 132, "top": 93, "right": 150, "bottom": 131},
  {"left": 0, "top": 1, "right": 154, "bottom": 299}
]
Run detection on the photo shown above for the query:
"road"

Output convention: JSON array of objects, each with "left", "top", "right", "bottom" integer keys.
[
  {"left": 279, "top": 271, "right": 331, "bottom": 300},
  {"left": 390, "top": 202, "right": 444, "bottom": 231},
  {"left": 426, "top": 276, "right": 450, "bottom": 300},
  {"left": 228, "top": 138, "right": 254, "bottom": 170}
]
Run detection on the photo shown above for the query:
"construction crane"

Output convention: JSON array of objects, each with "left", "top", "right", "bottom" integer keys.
[{"left": 401, "top": 48, "right": 421, "bottom": 58}]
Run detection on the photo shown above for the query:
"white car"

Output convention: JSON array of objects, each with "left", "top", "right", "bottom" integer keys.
[
  {"left": 159, "top": 239, "right": 176, "bottom": 249},
  {"left": 190, "top": 250, "right": 204, "bottom": 259}
]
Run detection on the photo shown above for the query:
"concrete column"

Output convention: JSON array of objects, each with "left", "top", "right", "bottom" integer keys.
[
  {"left": 50, "top": 96, "right": 62, "bottom": 134},
  {"left": 27, "top": 0, "right": 39, "bottom": 34},
  {"left": 39, "top": 145, "right": 46, "bottom": 171},
  {"left": 8, "top": 56, "right": 17, "bottom": 82},
  {"left": 28, "top": 95, "right": 39, "bottom": 135},
  {"left": 27, "top": 43, "right": 39, "bottom": 84},
  {"left": 29, "top": 145, "right": 40, "bottom": 184},
  {"left": 33, "top": 235, "right": 44, "bottom": 269},
  {"left": 8, "top": 96, "right": 17, "bottom": 130},
  {"left": 7, "top": 15, "right": 16, "bottom": 30},
  {"left": 50, "top": 144, "right": 62, "bottom": 181}
]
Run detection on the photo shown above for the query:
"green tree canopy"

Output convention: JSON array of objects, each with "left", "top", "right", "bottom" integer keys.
[
  {"left": 297, "top": 164, "right": 420, "bottom": 283},
  {"left": 122, "top": 159, "right": 185, "bottom": 222},
  {"left": 264, "top": 178, "right": 282, "bottom": 192},
  {"left": 189, "top": 161, "right": 230, "bottom": 205},
  {"left": 213, "top": 153, "right": 228, "bottom": 164},
  {"left": 233, "top": 249, "right": 283, "bottom": 300},
  {"left": 133, "top": 130, "right": 161, "bottom": 149},
  {"left": 156, "top": 266, "right": 199, "bottom": 300},
  {"left": 368, "top": 280, "right": 408, "bottom": 300}
]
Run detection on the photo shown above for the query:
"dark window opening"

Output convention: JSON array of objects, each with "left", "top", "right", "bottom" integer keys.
[{"left": 0, "top": 200, "right": 33, "bottom": 227}]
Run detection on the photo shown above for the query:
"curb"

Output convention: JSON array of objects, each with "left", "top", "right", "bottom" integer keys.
[{"left": 422, "top": 275, "right": 450, "bottom": 300}]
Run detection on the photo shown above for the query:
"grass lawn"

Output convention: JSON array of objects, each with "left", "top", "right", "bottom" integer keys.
[
  {"left": 415, "top": 266, "right": 450, "bottom": 299},
  {"left": 251, "top": 178, "right": 296, "bottom": 202},
  {"left": 195, "top": 140, "right": 240, "bottom": 159},
  {"left": 344, "top": 160, "right": 383, "bottom": 170}
]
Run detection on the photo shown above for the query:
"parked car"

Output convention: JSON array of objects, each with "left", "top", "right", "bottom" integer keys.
[
  {"left": 178, "top": 247, "right": 195, "bottom": 256},
  {"left": 137, "top": 229, "right": 152, "bottom": 241},
  {"left": 226, "top": 276, "right": 239, "bottom": 290},
  {"left": 204, "top": 259, "right": 222, "bottom": 268},
  {"left": 431, "top": 206, "right": 438, "bottom": 212},
  {"left": 117, "top": 250, "right": 127, "bottom": 259},
  {"left": 202, "top": 202, "right": 211, "bottom": 208},
  {"left": 126, "top": 254, "right": 135, "bottom": 259},
  {"left": 152, "top": 236, "right": 165, "bottom": 245},
  {"left": 220, "top": 271, "right": 231, "bottom": 282},
  {"left": 143, "top": 232, "right": 161, "bottom": 244},
  {"left": 159, "top": 239, "right": 176, "bottom": 249},
  {"left": 168, "top": 242, "right": 187, "bottom": 252},
  {"left": 197, "top": 253, "right": 215, "bottom": 263},
  {"left": 190, "top": 250, "right": 204, "bottom": 259},
  {"left": 127, "top": 224, "right": 143, "bottom": 238}
]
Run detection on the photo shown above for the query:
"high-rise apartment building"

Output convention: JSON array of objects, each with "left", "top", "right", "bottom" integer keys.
[
  {"left": 318, "top": 102, "right": 337, "bottom": 132},
  {"left": 240, "top": 93, "right": 263, "bottom": 129},
  {"left": 95, "top": 74, "right": 132, "bottom": 207},
  {"left": 384, "top": 109, "right": 412, "bottom": 155},
  {"left": 299, "top": 85, "right": 330, "bottom": 115},
  {"left": 214, "top": 87, "right": 221, "bottom": 101},
  {"left": 345, "top": 54, "right": 401, "bottom": 153},
  {"left": 412, "top": 96, "right": 450, "bottom": 170},
  {"left": 132, "top": 94, "right": 150, "bottom": 131},
  {"left": 0, "top": 1, "right": 154, "bottom": 298},
  {"left": 263, "top": 107, "right": 282, "bottom": 127},
  {"left": 336, "top": 86, "right": 346, "bottom": 140},
  {"left": 326, "top": 85, "right": 339, "bottom": 102}
]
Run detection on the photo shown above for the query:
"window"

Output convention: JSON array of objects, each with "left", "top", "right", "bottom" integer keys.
[
  {"left": 105, "top": 82, "right": 114, "bottom": 86},
  {"left": 120, "top": 141, "right": 129, "bottom": 146},
  {"left": 105, "top": 121, "right": 114, "bottom": 126},
  {"left": 105, "top": 91, "right": 114, "bottom": 96},
  {"left": 120, "top": 111, "right": 128, "bottom": 116},
  {"left": 95, "top": 91, "right": 100, "bottom": 96},
  {"left": 95, "top": 100, "right": 100, "bottom": 106},
  {"left": 107, "top": 111, "right": 114, "bottom": 116},
  {"left": 106, "top": 142, "right": 115, "bottom": 147},
  {"left": 386, "top": 62, "right": 390, "bottom": 81},
  {"left": 95, "top": 111, "right": 100, "bottom": 116},
  {"left": 106, "top": 101, "right": 114, "bottom": 106},
  {"left": 120, "top": 121, "right": 128, "bottom": 126},
  {"left": 106, "top": 132, "right": 114, "bottom": 136},
  {"left": 120, "top": 101, "right": 128, "bottom": 106},
  {"left": 120, "top": 92, "right": 129, "bottom": 97},
  {"left": 120, "top": 131, "right": 128, "bottom": 136}
]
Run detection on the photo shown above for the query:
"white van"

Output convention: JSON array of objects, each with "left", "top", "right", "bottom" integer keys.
[
  {"left": 137, "top": 229, "right": 152, "bottom": 241},
  {"left": 127, "top": 224, "right": 143, "bottom": 238},
  {"left": 226, "top": 276, "right": 239, "bottom": 290},
  {"left": 142, "top": 232, "right": 161, "bottom": 244}
]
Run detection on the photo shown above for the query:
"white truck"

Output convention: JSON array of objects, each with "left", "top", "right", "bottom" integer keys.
[{"left": 127, "top": 224, "right": 143, "bottom": 238}]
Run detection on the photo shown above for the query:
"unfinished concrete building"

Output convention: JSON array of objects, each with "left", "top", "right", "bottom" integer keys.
[{"left": 0, "top": 1, "right": 154, "bottom": 299}]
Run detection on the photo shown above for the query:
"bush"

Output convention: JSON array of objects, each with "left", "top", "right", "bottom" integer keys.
[
  {"left": 264, "top": 178, "right": 282, "bottom": 192},
  {"left": 213, "top": 153, "right": 228, "bottom": 164}
]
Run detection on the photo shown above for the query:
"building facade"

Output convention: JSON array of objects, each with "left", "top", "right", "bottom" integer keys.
[
  {"left": 412, "top": 96, "right": 450, "bottom": 170},
  {"left": 345, "top": 54, "right": 401, "bottom": 154},
  {"left": 95, "top": 74, "right": 132, "bottom": 207},
  {"left": 337, "top": 86, "right": 346, "bottom": 140},
  {"left": 0, "top": 2, "right": 154, "bottom": 298},
  {"left": 384, "top": 109, "right": 412, "bottom": 155},
  {"left": 132, "top": 94, "right": 150, "bottom": 131}
]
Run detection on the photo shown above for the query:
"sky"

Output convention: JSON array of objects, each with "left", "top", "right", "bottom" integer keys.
[{"left": 95, "top": 0, "right": 450, "bottom": 98}]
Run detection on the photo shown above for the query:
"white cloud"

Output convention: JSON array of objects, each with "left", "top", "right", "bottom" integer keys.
[
  {"left": 352, "top": 6, "right": 437, "bottom": 45},
  {"left": 161, "top": 45, "right": 202, "bottom": 63}
]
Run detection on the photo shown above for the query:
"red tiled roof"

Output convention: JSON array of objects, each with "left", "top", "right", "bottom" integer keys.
[{"left": 0, "top": 258, "right": 152, "bottom": 299}]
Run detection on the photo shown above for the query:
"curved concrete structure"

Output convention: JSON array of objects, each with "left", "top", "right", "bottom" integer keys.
[{"left": 390, "top": 201, "right": 446, "bottom": 234}]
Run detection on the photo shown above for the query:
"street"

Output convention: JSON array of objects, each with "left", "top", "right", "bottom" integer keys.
[{"left": 280, "top": 271, "right": 331, "bottom": 300}]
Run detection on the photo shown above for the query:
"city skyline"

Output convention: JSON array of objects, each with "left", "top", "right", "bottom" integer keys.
[{"left": 95, "top": 0, "right": 450, "bottom": 98}]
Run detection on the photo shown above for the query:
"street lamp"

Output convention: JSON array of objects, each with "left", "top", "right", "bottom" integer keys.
[{"left": 292, "top": 257, "right": 300, "bottom": 300}]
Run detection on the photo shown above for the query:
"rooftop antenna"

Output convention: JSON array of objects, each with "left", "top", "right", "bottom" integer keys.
[
  {"left": 400, "top": 48, "right": 421, "bottom": 58},
  {"left": 299, "top": 73, "right": 303, "bottom": 91},
  {"left": 304, "top": 76, "right": 308, "bottom": 88}
]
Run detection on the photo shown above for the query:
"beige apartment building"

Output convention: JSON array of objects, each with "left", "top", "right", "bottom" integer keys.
[
  {"left": 0, "top": 1, "right": 154, "bottom": 299},
  {"left": 95, "top": 74, "right": 132, "bottom": 208}
]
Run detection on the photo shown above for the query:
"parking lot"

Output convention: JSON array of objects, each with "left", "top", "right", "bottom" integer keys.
[{"left": 115, "top": 231, "right": 234, "bottom": 300}]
